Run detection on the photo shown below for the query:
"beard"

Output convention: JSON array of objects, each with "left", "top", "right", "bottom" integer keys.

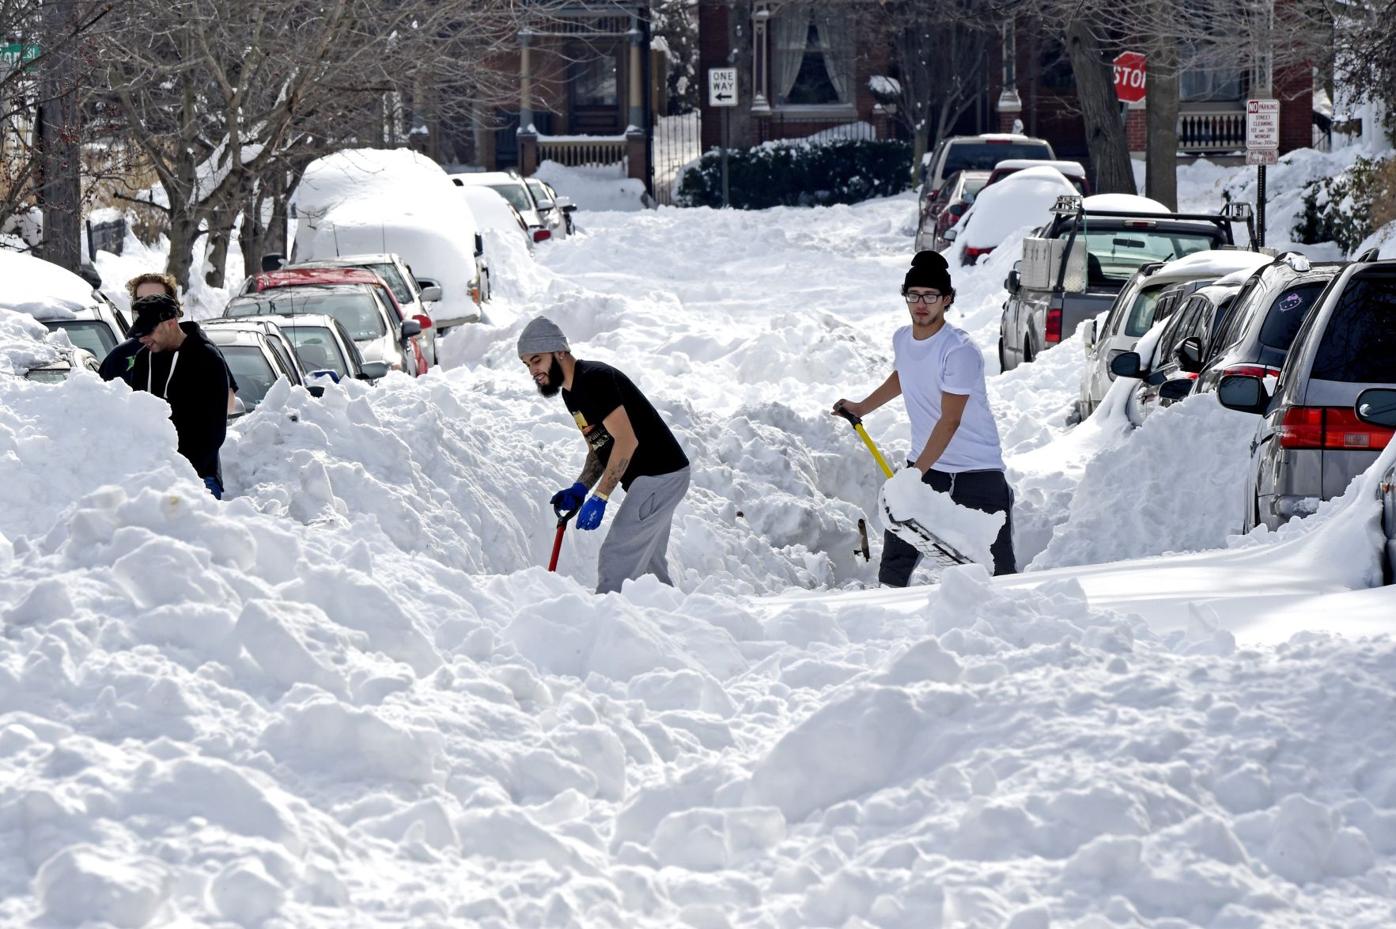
[{"left": 536, "top": 356, "right": 565, "bottom": 397}]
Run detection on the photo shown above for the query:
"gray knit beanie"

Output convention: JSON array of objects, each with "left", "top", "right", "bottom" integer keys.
[{"left": 516, "top": 316, "right": 570, "bottom": 356}]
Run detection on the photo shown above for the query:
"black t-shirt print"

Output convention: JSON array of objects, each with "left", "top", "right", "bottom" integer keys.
[{"left": 562, "top": 359, "right": 689, "bottom": 490}]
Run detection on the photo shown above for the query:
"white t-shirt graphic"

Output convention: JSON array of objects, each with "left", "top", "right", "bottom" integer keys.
[{"left": 893, "top": 323, "right": 1005, "bottom": 472}]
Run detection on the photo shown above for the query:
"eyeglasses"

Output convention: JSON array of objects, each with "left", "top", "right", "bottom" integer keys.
[{"left": 904, "top": 291, "right": 948, "bottom": 304}]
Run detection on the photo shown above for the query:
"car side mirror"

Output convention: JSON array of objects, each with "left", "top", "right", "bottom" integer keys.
[
  {"left": 1159, "top": 378, "right": 1194, "bottom": 402},
  {"left": 1175, "top": 336, "right": 1203, "bottom": 373},
  {"left": 474, "top": 233, "right": 484, "bottom": 258},
  {"left": 535, "top": 198, "right": 556, "bottom": 212},
  {"left": 943, "top": 227, "right": 957, "bottom": 243},
  {"left": 78, "top": 263, "right": 103, "bottom": 289},
  {"left": 1355, "top": 387, "right": 1396, "bottom": 427},
  {"left": 400, "top": 319, "right": 423, "bottom": 339},
  {"left": 260, "top": 253, "right": 286, "bottom": 273},
  {"left": 1110, "top": 351, "right": 1144, "bottom": 379},
  {"left": 1217, "top": 374, "right": 1271, "bottom": 414},
  {"left": 412, "top": 313, "right": 433, "bottom": 330},
  {"left": 359, "top": 361, "right": 390, "bottom": 380},
  {"left": 418, "top": 285, "right": 443, "bottom": 303},
  {"left": 1005, "top": 270, "right": 1020, "bottom": 293}
]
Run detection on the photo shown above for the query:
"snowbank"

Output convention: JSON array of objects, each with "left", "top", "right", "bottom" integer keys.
[{"left": 534, "top": 161, "right": 648, "bottom": 213}]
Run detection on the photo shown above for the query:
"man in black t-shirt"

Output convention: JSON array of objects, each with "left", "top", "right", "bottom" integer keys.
[{"left": 519, "top": 316, "right": 691, "bottom": 594}]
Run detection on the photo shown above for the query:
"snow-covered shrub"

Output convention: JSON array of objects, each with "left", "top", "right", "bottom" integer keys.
[
  {"left": 677, "top": 138, "right": 912, "bottom": 209},
  {"left": 1292, "top": 155, "right": 1396, "bottom": 253}
]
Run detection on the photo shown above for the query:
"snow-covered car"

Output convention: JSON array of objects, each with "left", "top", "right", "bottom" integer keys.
[
  {"left": 920, "top": 132, "right": 1055, "bottom": 205},
  {"left": 1194, "top": 254, "right": 1346, "bottom": 396},
  {"left": 945, "top": 166, "right": 1078, "bottom": 265},
  {"left": 243, "top": 268, "right": 428, "bottom": 376},
  {"left": 290, "top": 148, "right": 485, "bottom": 331},
  {"left": 23, "top": 346, "right": 101, "bottom": 383},
  {"left": 915, "top": 169, "right": 989, "bottom": 253},
  {"left": 450, "top": 170, "right": 555, "bottom": 244},
  {"left": 984, "top": 159, "right": 1090, "bottom": 195},
  {"left": 256, "top": 313, "right": 391, "bottom": 384},
  {"left": 0, "top": 250, "right": 130, "bottom": 363},
  {"left": 458, "top": 185, "right": 533, "bottom": 256},
  {"left": 203, "top": 323, "right": 319, "bottom": 413},
  {"left": 223, "top": 283, "right": 421, "bottom": 378},
  {"left": 1077, "top": 248, "right": 1274, "bottom": 422},
  {"left": 525, "top": 176, "right": 576, "bottom": 237},
  {"left": 1218, "top": 257, "right": 1396, "bottom": 532}
]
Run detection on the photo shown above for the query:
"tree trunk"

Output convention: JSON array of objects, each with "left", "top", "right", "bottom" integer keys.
[
  {"left": 1145, "top": 30, "right": 1179, "bottom": 209},
  {"left": 165, "top": 213, "right": 198, "bottom": 292},
  {"left": 1064, "top": 19, "right": 1135, "bottom": 195},
  {"left": 36, "top": 0, "right": 84, "bottom": 272}
]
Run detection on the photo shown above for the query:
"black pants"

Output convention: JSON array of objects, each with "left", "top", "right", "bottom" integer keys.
[{"left": 879, "top": 466, "right": 1017, "bottom": 586}]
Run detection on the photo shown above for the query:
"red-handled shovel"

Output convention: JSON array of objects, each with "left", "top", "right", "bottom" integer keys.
[{"left": 547, "top": 504, "right": 580, "bottom": 572}]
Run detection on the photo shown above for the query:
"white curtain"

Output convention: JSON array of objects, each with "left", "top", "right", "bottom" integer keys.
[
  {"left": 771, "top": 7, "right": 810, "bottom": 104},
  {"left": 811, "top": 9, "right": 849, "bottom": 103}
]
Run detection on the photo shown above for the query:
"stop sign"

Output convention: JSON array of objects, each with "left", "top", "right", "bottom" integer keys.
[{"left": 1113, "top": 51, "right": 1147, "bottom": 103}]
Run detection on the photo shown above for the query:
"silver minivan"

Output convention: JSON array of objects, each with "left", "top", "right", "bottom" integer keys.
[{"left": 1219, "top": 260, "right": 1396, "bottom": 530}]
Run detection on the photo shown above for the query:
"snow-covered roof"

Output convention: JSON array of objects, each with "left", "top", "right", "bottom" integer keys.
[
  {"left": 1150, "top": 248, "right": 1273, "bottom": 283},
  {"left": 1082, "top": 193, "right": 1171, "bottom": 214},
  {"left": 0, "top": 250, "right": 99, "bottom": 320}
]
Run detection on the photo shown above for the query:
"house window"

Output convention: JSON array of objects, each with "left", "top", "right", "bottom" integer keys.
[
  {"left": 1180, "top": 43, "right": 1245, "bottom": 102},
  {"left": 770, "top": 6, "right": 852, "bottom": 108},
  {"left": 572, "top": 50, "right": 619, "bottom": 108}
]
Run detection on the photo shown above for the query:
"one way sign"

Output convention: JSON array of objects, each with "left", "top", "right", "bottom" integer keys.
[{"left": 708, "top": 68, "right": 737, "bottom": 107}]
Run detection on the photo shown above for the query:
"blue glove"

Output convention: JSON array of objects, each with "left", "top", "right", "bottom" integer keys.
[
  {"left": 576, "top": 495, "right": 608, "bottom": 531},
  {"left": 550, "top": 481, "right": 587, "bottom": 514}
]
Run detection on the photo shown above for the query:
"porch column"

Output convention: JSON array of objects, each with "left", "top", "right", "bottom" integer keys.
[
  {"left": 626, "top": 17, "right": 648, "bottom": 183},
  {"left": 751, "top": 2, "right": 771, "bottom": 115},
  {"left": 518, "top": 30, "right": 539, "bottom": 174}
]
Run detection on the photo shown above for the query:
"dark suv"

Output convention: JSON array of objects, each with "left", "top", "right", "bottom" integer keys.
[
  {"left": 1219, "top": 259, "right": 1396, "bottom": 530},
  {"left": 1196, "top": 254, "right": 1345, "bottom": 395}
]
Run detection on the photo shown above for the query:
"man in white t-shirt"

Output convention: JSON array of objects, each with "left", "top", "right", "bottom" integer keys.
[{"left": 832, "top": 250, "right": 1017, "bottom": 582}]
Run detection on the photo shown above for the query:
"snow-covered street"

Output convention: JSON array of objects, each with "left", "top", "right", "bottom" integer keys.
[{"left": 4, "top": 188, "right": 1396, "bottom": 928}]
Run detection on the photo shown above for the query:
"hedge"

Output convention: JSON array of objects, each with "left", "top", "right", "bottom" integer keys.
[{"left": 676, "top": 138, "right": 913, "bottom": 209}]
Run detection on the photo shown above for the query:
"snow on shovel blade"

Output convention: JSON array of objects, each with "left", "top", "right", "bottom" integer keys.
[{"left": 877, "top": 469, "right": 1004, "bottom": 569}]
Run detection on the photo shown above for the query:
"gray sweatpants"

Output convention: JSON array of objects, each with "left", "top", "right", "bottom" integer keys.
[{"left": 597, "top": 466, "right": 691, "bottom": 594}]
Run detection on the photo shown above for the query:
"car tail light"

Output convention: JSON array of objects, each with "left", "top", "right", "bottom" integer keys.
[
  {"left": 1278, "top": 406, "right": 1394, "bottom": 450},
  {"left": 533, "top": 229, "right": 552, "bottom": 243},
  {"left": 471, "top": 283, "right": 481, "bottom": 305},
  {"left": 1222, "top": 364, "right": 1282, "bottom": 380},
  {"left": 1124, "top": 220, "right": 1157, "bottom": 229},
  {"left": 1045, "top": 306, "right": 1063, "bottom": 344},
  {"left": 964, "top": 245, "right": 993, "bottom": 263}
]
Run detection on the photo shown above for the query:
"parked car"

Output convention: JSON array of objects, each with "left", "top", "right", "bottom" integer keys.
[
  {"left": 451, "top": 170, "right": 557, "bottom": 244},
  {"left": 1194, "top": 254, "right": 1345, "bottom": 395},
  {"left": 1108, "top": 276, "right": 1246, "bottom": 426},
  {"left": 203, "top": 322, "right": 318, "bottom": 413},
  {"left": 262, "top": 255, "right": 442, "bottom": 364},
  {"left": 985, "top": 159, "right": 1090, "bottom": 195},
  {"left": 946, "top": 166, "right": 1078, "bottom": 266},
  {"left": 1, "top": 250, "right": 130, "bottom": 363},
  {"left": 23, "top": 347, "right": 101, "bottom": 383},
  {"left": 1217, "top": 258, "right": 1396, "bottom": 531},
  {"left": 1358, "top": 389, "right": 1396, "bottom": 581},
  {"left": 920, "top": 133, "right": 1056, "bottom": 206},
  {"left": 242, "top": 268, "right": 428, "bottom": 376},
  {"left": 1000, "top": 196, "right": 1245, "bottom": 374},
  {"left": 525, "top": 176, "right": 577, "bottom": 237},
  {"left": 1076, "top": 247, "right": 1273, "bottom": 422},
  {"left": 256, "top": 313, "right": 390, "bottom": 384},
  {"left": 223, "top": 282, "right": 423, "bottom": 377},
  {"left": 915, "top": 169, "right": 990, "bottom": 252}
]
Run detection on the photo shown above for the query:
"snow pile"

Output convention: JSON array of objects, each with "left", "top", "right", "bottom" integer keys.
[
  {"left": 1030, "top": 394, "right": 1259, "bottom": 569},
  {"left": 955, "top": 166, "right": 1076, "bottom": 254},
  {"left": 1355, "top": 220, "right": 1396, "bottom": 258},
  {"left": 534, "top": 161, "right": 648, "bottom": 213},
  {"left": 879, "top": 467, "right": 1004, "bottom": 568},
  {"left": 0, "top": 308, "right": 64, "bottom": 378}
]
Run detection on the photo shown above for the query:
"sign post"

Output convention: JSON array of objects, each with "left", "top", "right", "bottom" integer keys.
[
  {"left": 1246, "top": 98, "right": 1279, "bottom": 246},
  {"left": 708, "top": 68, "right": 737, "bottom": 208}
]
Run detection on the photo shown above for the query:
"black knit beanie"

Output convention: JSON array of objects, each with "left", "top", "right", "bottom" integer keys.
[{"left": 903, "top": 250, "right": 953, "bottom": 293}]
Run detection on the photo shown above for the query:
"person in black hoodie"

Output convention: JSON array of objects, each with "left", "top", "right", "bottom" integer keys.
[{"left": 127, "top": 293, "right": 235, "bottom": 499}]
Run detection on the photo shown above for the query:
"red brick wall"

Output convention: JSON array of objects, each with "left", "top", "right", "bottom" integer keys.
[{"left": 1126, "top": 106, "right": 1147, "bottom": 153}]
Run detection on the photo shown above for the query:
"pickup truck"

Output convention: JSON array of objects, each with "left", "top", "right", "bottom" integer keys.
[{"left": 998, "top": 196, "right": 1253, "bottom": 372}]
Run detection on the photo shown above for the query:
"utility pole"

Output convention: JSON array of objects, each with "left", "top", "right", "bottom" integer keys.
[{"left": 36, "top": 0, "right": 84, "bottom": 271}]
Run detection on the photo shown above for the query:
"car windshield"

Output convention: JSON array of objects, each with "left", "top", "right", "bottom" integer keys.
[
  {"left": 221, "top": 344, "right": 278, "bottom": 409},
  {"left": 366, "top": 263, "right": 413, "bottom": 306},
  {"left": 284, "top": 326, "right": 349, "bottom": 377},
  {"left": 1082, "top": 230, "right": 1216, "bottom": 289},
  {"left": 1258, "top": 282, "right": 1325, "bottom": 351},
  {"left": 1310, "top": 273, "right": 1396, "bottom": 383},
  {"left": 225, "top": 291, "right": 386, "bottom": 342},
  {"left": 488, "top": 183, "right": 535, "bottom": 214},
  {"left": 944, "top": 142, "right": 1052, "bottom": 175},
  {"left": 43, "top": 320, "right": 117, "bottom": 360}
]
